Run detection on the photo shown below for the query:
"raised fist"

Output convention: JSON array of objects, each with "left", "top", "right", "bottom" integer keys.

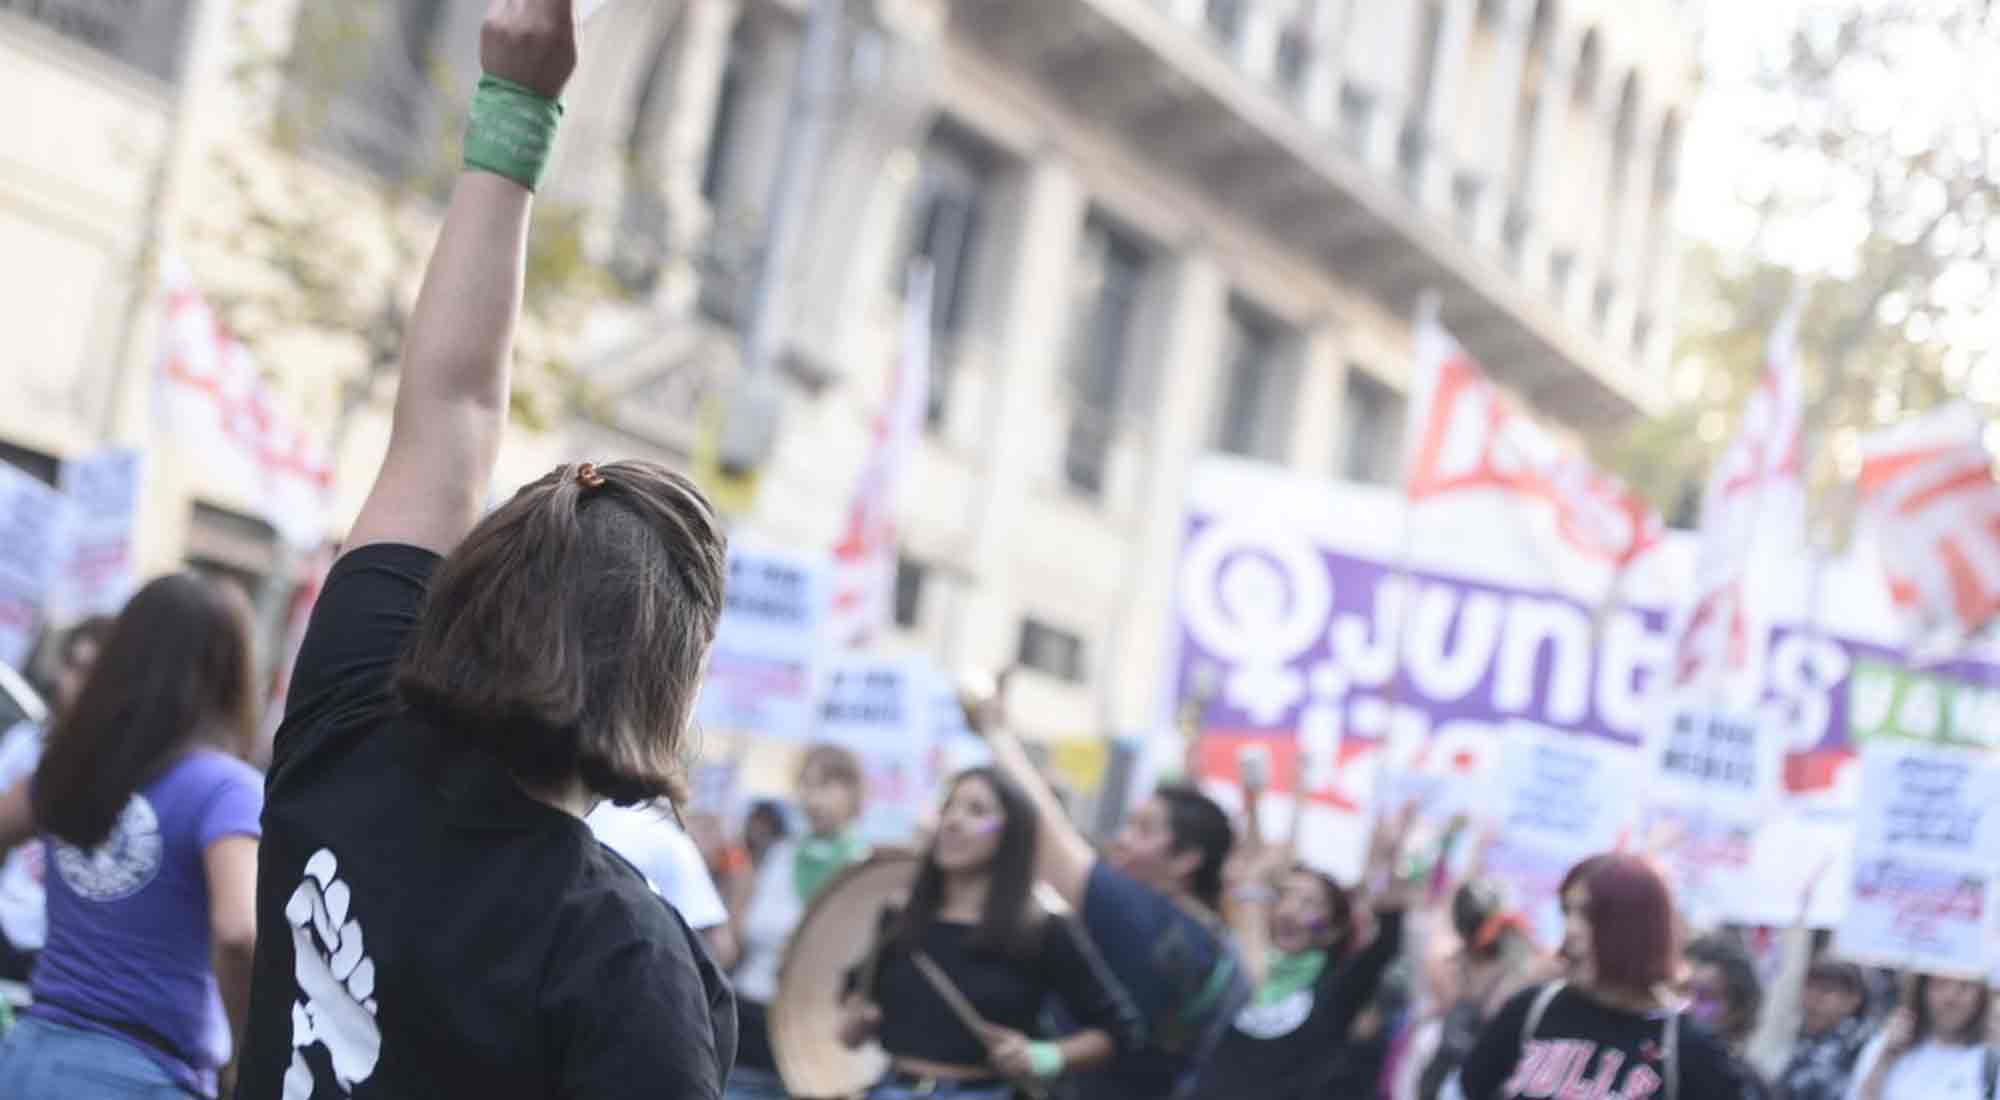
[{"left": 481, "top": 0, "right": 578, "bottom": 99}]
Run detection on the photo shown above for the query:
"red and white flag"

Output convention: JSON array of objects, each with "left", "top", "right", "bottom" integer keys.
[
  {"left": 826, "top": 263, "right": 934, "bottom": 649},
  {"left": 1406, "top": 317, "right": 1665, "bottom": 573},
  {"left": 1669, "top": 302, "right": 1805, "bottom": 697},
  {"left": 1859, "top": 403, "right": 2000, "bottom": 647},
  {"left": 156, "top": 257, "right": 335, "bottom": 546}
]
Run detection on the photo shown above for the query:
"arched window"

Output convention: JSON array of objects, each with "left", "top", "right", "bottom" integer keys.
[{"left": 1505, "top": 0, "right": 1558, "bottom": 250}]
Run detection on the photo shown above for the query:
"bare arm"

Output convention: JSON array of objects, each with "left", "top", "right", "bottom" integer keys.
[
  {"left": 982, "top": 723, "right": 1096, "bottom": 910},
  {"left": 963, "top": 671, "right": 1095, "bottom": 908},
  {"left": 205, "top": 835, "right": 260, "bottom": 1066},
  {"left": 345, "top": 0, "right": 577, "bottom": 556},
  {"left": 0, "top": 779, "right": 30, "bottom": 850}
]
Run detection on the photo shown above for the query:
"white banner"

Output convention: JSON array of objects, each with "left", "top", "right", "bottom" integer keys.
[
  {"left": 50, "top": 447, "right": 143, "bottom": 621},
  {"left": 0, "top": 466, "right": 64, "bottom": 670},
  {"left": 815, "top": 653, "right": 937, "bottom": 844},
  {"left": 156, "top": 257, "right": 333, "bottom": 546},
  {"left": 697, "top": 539, "right": 828, "bottom": 742},
  {"left": 1486, "top": 722, "right": 1645, "bottom": 944},
  {"left": 1837, "top": 741, "right": 2000, "bottom": 976}
]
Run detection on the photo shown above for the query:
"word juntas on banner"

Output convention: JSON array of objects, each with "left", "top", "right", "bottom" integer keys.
[
  {"left": 697, "top": 541, "right": 828, "bottom": 743},
  {"left": 1859, "top": 402, "right": 2000, "bottom": 649},
  {"left": 157, "top": 257, "right": 333, "bottom": 546},
  {"left": 51, "top": 448, "right": 143, "bottom": 621},
  {"left": 1838, "top": 741, "right": 2000, "bottom": 977},
  {"left": 1169, "top": 456, "right": 2000, "bottom": 924},
  {"left": 0, "top": 466, "right": 63, "bottom": 671}
]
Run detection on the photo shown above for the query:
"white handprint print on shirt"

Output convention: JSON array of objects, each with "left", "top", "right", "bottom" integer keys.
[{"left": 282, "top": 849, "right": 381, "bottom": 1099}]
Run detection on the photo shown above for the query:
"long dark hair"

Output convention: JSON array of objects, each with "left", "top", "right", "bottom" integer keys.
[
  {"left": 1157, "top": 783, "right": 1233, "bottom": 913},
  {"left": 1912, "top": 973, "right": 1992, "bottom": 1045},
  {"left": 899, "top": 768, "right": 1041, "bottom": 957},
  {"left": 34, "top": 574, "right": 258, "bottom": 848}
]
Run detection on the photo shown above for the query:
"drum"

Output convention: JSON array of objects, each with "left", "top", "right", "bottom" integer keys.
[{"left": 770, "top": 849, "right": 919, "bottom": 1100}]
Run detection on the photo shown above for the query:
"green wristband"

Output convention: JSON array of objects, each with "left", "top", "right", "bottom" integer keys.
[
  {"left": 464, "top": 73, "right": 564, "bottom": 191},
  {"left": 1027, "top": 1040, "right": 1065, "bottom": 1079}
]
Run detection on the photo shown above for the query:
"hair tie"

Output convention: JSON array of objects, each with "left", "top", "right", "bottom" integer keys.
[{"left": 575, "top": 462, "right": 607, "bottom": 490}]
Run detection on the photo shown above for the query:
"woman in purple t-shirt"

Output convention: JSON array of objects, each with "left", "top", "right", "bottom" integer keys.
[{"left": 0, "top": 573, "right": 265, "bottom": 1099}]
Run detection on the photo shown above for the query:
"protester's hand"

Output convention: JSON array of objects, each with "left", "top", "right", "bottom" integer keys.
[
  {"left": 837, "top": 996, "right": 882, "bottom": 1049},
  {"left": 1880, "top": 1007, "right": 1917, "bottom": 1056},
  {"left": 982, "top": 1025, "right": 1037, "bottom": 1080},
  {"left": 481, "top": 0, "right": 578, "bottom": 99},
  {"left": 958, "top": 666, "right": 1014, "bottom": 739}
]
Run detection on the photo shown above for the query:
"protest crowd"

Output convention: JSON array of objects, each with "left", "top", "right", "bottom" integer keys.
[{"left": 4, "top": 2, "right": 2000, "bottom": 1100}]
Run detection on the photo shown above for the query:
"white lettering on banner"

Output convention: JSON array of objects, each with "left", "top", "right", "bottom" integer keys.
[
  {"left": 1493, "top": 597, "right": 1592, "bottom": 725},
  {"left": 1328, "top": 575, "right": 1403, "bottom": 690},
  {"left": 1404, "top": 586, "right": 1503, "bottom": 702},
  {"left": 1597, "top": 612, "right": 1668, "bottom": 735},
  {"left": 1762, "top": 632, "right": 1852, "bottom": 754}
]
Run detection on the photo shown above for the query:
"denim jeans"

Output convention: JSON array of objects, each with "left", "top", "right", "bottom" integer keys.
[
  {"left": 724, "top": 1064, "right": 795, "bottom": 1100},
  {"left": 866, "top": 1077, "right": 1013, "bottom": 1100},
  {"left": 0, "top": 1016, "right": 193, "bottom": 1099}
]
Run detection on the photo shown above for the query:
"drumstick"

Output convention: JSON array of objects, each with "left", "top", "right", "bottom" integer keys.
[{"left": 910, "top": 951, "right": 1051, "bottom": 1100}]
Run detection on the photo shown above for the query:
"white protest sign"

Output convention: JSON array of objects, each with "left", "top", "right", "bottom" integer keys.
[
  {"left": 1485, "top": 722, "right": 1645, "bottom": 945},
  {"left": 51, "top": 448, "right": 142, "bottom": 620},
  {"left": 816, "top": 653, "right": 935, "bottom": 844},
  {"left": 0, "top": 466, "right": 63, "bottom": 670},
  {"left": 1837, "top": 742, "right": 2000, "bottom": 977},
  {"left": 696, "top": 540, "right": 827, "bottom": 742}
]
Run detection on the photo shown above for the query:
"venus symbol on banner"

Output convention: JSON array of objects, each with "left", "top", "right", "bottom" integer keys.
[{"left": 1177, "top": 516, "right": 1332, "bottom": 724}]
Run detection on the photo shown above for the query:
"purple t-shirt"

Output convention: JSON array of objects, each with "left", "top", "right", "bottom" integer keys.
[{"left": 30, "top": 748, "right": 263, "bottom": 1096}]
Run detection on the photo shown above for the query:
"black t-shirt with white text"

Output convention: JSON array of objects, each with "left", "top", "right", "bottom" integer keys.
[
  {"left": 1457, "top": 985, "right": 1745, "bottom": 1100},
  {"left": 1192, "top": 909, "right": 1405, "bottom": 1100},
  {"left": 235, "top": 543, "right": 737, "bottom": 1100}
]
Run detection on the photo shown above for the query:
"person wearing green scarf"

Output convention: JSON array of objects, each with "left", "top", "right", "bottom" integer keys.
[
  {"left": 1191, "top": 803, "right": 1417, "bottom": 1100},
  {"left": 729, "top": 743, "right": 872, "bottom": 1100}
]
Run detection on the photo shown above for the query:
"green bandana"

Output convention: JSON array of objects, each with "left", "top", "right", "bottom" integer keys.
[
  {"left": 1255, "top": 949, "right": 1328, "bottom": 1007},
  {"left": 793, "top": 832, "right": 865, "bottom": 902}
]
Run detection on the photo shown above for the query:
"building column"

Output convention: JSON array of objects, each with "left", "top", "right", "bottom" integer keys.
[
  {"left": 785, "top": 0, "right": 947, "bottom": 379},
  {"left": 947, "top": 153, "right": 1088, "bottom": 674},
  {"left": 1166, "top": 0, "right": 1206, "bottom": 28},
  {"left": 1106, "top": 249, "right": 1229, "bottom": 734},
  {"left": 1470, "top": 0, "right": 1531, "bottom": 249},
  {"left": 1288, "top": 323, "right": 1347, "bottom": 478},
  {"left": 1514, "top": 51, "right": 1574, "bottom": 302},
  {"left": 651, "top": 0, "right": 744, "bottom": 313},
  {"left": 1414, "top": 0, "right": 1477, "bottom": 212}
]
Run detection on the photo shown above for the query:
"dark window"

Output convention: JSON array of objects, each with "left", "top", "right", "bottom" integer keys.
[
  {"left": 1062, "top": 217, "right": 1148, "bottom": 496},
  {"left": 0, "top": 443, "right": 59, "bottom": 488},
  {"left": 899, "top": 122, "right": 997, "bottom": 427},
  {"left": 1632, "top": 313, "right": 1654, "bottom": 358},
  {"left": 3, "top": 0, "right": 197, "bottom": 83},
  {"left": 1593, "top": 277, "right": 1616, "bottom": 330},
  {"left": 1018, "top": 619, "right": 1086, "bottom": 683},
  {"left": 1205, "top": 0, "right": 1244, "bottom": 43},
  {"left": 1549, "top": 249, "right": 1575, "bottom": 297},
  {"left": 701, "top": 28, "right": 747, "bottom": 203},
  {"left": 893, "top": 557, "right": 927, "bottom": 629},
  {"left": 1214, "top": 304, "right": 1291, "bottom": 461},
  {"left": 1338, "top": 368, "right": 1405, "bottom": 486},
  {"left": 288, "top": 0, "right": 452, "bottom": 181},
  {"left": 1275, "top": 26, "right": 1310, "bottom": 94}
]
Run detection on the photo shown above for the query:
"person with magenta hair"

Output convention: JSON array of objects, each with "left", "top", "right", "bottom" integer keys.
[
  {"left": 837, "top": 767, "right": 1141, "bottom": 1099},
  {"left": 1847, "top": 973, "right": 1995, "bottom": 1100},
  {"left": 1447, "top": 854, "right": 1751, "bottom": 1100},
  {"left": 230, "top": 2, "right": 737, "bottom": 1094}
]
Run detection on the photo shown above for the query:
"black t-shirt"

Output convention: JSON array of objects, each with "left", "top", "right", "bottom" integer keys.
[
  {"left": 1457, "top": 985, "right": 1745, "bottom": 1100},
  {"left": 860, "top": 916, "right": 1143, "bottom": 1068},
  {"left": 1191, "top": 909, "right": 1405, "bottom": 1100},
  {"left": 235, "top": 543, "right": 737, "bottom": 1100}
]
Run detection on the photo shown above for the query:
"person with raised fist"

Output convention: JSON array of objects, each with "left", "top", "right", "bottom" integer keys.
[{"left": 232, "top": 3, "right": 736, "bottom": 1096}]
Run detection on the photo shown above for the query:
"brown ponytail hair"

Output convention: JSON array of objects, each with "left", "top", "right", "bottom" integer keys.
[{"left": 396, "top": 460, "right": 728, "bottom": 805}]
